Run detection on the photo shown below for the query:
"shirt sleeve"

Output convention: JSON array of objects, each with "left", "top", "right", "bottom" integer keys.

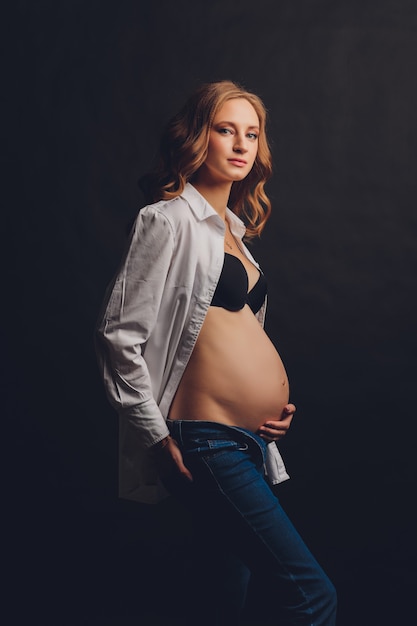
[
  {"left": 265, "top": 442, "right": 290, "bottom": 485},
  {"left": 95, "top": 206, "right": 174, "bottom": 448}
]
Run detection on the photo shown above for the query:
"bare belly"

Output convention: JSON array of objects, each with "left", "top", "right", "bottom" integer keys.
[{"left": 168, "top": 305, "right": 290, "bottom": 432}]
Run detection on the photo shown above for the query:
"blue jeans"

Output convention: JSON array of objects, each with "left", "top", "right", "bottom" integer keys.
[{"left": 165, "top": 420, "right": 337, "bottom": 626}]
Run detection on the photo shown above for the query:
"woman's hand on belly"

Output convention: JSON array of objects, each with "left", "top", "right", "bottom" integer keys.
[{"left": 257, "top": 403, "right": 296, "bottom": 443}]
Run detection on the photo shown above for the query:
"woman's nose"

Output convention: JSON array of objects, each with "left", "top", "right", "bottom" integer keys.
[{"left": 233, "top": 135, "right": 248, "bottom": 153}]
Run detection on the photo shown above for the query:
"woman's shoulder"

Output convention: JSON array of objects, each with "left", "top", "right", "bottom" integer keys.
[
  {"left": 139, "top": 194, "right": 192, "bottom": 225},
  {"left": 135, "top": 183, "right": 217, "bottom": 234},
  {"left": 139, "top": 190, "right": 205, "bottom": 239}
]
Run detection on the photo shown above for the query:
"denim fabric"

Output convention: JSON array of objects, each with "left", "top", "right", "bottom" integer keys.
[{"left": 165, "top": 420, "right": 337, "bottom": 626}]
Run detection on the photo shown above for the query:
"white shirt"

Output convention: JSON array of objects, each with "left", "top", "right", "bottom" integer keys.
[{"left": 96, "top": 183, "right": 289, "bottom": 503}]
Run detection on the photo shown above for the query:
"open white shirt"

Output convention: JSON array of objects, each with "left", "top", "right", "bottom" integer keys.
[{"left": 96, "top": 183, "right": 289, "bottom": 503}]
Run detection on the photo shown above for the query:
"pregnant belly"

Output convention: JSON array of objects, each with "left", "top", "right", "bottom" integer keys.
[{"left": 168, "top": 306, "right": 290, "bottom": 432}]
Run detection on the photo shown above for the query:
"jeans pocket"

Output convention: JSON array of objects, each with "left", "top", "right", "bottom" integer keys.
[
  {"left": 208, "top": 439, "right": 248, "bottom": 449},
  {"left": 204, "top": 438, "right": 249, "bottom": 458}
]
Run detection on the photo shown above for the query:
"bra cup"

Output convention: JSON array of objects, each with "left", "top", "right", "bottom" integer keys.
[
  {"left": 211, "top": 254, "right": 267, "bottom": 314},
  {"left": 247, "top": 271, "right": 267, "bottom": 314}
]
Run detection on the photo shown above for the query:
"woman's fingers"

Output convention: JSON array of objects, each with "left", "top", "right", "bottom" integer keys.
[{"left": 258, "top": 405, "right": 296, "bottom": 442}]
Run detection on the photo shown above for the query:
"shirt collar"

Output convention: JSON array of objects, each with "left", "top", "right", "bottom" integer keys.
[{"left": 181, "top": 183, "right": 246, "bottom": 239}]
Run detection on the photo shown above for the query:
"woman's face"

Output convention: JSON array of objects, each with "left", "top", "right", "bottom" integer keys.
[{"left": 198, "top": 98, "right": 260, "bottom": 185}]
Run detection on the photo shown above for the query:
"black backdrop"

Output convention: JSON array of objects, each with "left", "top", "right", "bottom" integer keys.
[{"left": 4, "top": 1, "right": 417, "bottom": 625}]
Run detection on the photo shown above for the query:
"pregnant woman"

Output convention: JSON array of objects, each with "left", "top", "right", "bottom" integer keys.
[{"left": 96, "top": 80, "right": 337, "bottom": 626}]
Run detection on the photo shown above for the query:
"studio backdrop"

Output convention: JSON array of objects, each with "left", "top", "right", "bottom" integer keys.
[{"left": 4, "top": 1, "right": 416, "bottom": 625}]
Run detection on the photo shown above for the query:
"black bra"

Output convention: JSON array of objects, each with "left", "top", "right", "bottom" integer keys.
[{"left": 211, "top": 253, "right": 267, "bottom": 314}]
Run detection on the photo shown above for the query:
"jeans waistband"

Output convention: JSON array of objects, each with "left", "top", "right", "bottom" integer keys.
[{"left": 167, "top": 419, "right": 267, "bottom": 462}]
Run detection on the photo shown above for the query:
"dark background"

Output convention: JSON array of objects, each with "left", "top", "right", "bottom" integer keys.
[{"left": 4, "top": 1, "right": 417, "bottom": 624}]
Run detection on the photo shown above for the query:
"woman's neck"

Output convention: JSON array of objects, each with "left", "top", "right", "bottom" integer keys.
[{"left": 192, "top": 181, "right": 231, "bottom": 221}]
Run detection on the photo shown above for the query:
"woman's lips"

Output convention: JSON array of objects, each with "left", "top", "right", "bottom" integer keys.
[{"left": 228, "top": 159, "right": 247, "bottom": 167}]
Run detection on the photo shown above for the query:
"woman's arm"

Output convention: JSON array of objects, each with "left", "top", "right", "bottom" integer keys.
[{"left": 95, "top": 206, "right": 174, "bottom": 448}]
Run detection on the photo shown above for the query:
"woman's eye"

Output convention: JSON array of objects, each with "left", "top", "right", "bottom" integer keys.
[
  {"left": 218, "top": 127, "right": 233, "bottom": 135},
  {"left": 247, "top": 133, "right": 258, "bottom": 140}
]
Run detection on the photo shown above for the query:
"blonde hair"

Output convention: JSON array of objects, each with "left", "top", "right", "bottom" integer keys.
[{"left": 139, "top": 80, "right": 273, "bottom": 238}]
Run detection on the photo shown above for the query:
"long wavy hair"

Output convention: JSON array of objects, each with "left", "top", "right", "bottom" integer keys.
[{"left": 139, "top": 80, "right": 273, "bottom": 238}]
